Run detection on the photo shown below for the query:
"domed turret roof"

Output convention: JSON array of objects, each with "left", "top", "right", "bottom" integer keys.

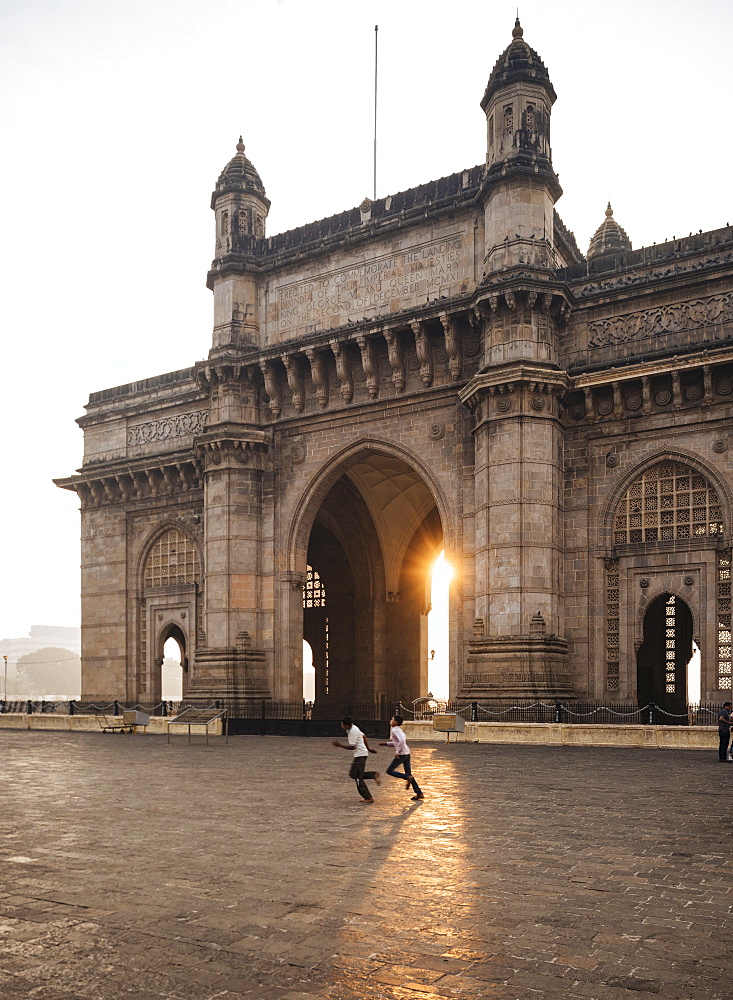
[
  {"left": 480, "top": 19, "right": 556, "bottom": 110},
  {"left": 211, "top": 137, "right": 269, "bottom": 208},
  {"left": 587, "top": 203, "right": 632, "bottom": 259}
]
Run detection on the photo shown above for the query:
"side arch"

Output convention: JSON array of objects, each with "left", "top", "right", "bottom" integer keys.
[{"left": 135, "top": 522, "right": 202, "bottom": 704}]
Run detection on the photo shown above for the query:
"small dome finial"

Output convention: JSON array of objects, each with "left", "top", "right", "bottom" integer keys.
[
  {"left": 605, "top": 202, "right": 613, "bottom": 218},
  {"left": 236, "top": 136, "right": 245, "bottom": 153},
  {"left": 512, "top": 16, "right": 523, "bottom": 39}
]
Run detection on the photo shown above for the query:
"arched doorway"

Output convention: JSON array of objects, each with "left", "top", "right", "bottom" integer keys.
[
  {"left": 140, "top": 527, "right": 199, "bottom": 704},
  {"left": 302, "top": 449, "right": 445, "bottom": 715},
  {"left": 162, "top": 630, "right": 186, "bottom": 702},
  {"left": 637, "top": 593, "right": 693, "bottom": 714}
]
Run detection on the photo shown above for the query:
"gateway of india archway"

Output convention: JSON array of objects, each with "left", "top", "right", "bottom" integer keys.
[{"left": 57, "top": 21, "right": 733, "bottom": 710}]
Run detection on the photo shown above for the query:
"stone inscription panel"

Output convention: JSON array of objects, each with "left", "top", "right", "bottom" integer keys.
[{"left": 268, "top": 229, "right": 472, "bottom": 341}]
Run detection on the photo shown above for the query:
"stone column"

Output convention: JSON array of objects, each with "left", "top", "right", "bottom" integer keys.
[
  {"left": 191, "top": 360, "right": 271, "bottom": 701},
  {"left": 461, "top": 374, "right": 573, "bottom": 699},
  {"left": 459, "top": 288, "right": 574, "bottom": 701}
]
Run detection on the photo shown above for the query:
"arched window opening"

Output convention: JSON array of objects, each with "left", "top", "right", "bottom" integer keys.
[
  {"left": 238, "top": 210, "right": 248, "bottom": 235},
  {"left": 688, "top": 641, "right": 701, "bottom": 704},
  {"left": 221, "top": 211, "right": 229, "bottom": 236},
  {"left": 427, "top": 550, "right": 452, "bottom": 700},
  {"left": 526, "top": 104, "right": 535, "bottom": 131},
  {"left": 302, "top": 640, "right": 315, "bottom": 701},
  {"left": 162, "top": 636, "right": 183, "bottom": 701},
  {"left": 303, "top": 566, "right": 326, "bottom": 608},
  {"left": 303, "top": 565, "right": 329, "bottom": 695},
  {"left": 144, "top": 529, "right": 197, "bottom": 589},
  {"left": 504, "top": 105, "right": 513, "bottom": 134},
  {"left": 614, "top": 461, "right": 723, "bottom": 544}
]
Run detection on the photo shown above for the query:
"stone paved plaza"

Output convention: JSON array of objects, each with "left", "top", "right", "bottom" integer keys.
[{"left": 0, "top": 731, "right": 731, "bottom": 1000}]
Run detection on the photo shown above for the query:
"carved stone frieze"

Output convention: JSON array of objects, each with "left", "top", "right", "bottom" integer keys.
[
  {"left": 588, "top": 292, "right": 733, "bottom": 349},
  {"left": 128, "top": 410, "right": 208, "bottom": 447}
]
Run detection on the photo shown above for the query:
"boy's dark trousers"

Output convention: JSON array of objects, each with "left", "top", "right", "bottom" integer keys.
[
  {"left": 349, "top": 756, "right": 377, "bottom": 799},
  {"left": 386, "top": 754, "right": 422, "bottom": 796}
]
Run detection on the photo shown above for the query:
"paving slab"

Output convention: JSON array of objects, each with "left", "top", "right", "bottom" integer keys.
[{"left": 0, "top": 731, "right": 731, "bottom": 999}]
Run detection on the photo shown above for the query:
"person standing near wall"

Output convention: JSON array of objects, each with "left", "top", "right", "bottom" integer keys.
[{"left": 718, "top": 702, "right": 733, "bottom": 762}]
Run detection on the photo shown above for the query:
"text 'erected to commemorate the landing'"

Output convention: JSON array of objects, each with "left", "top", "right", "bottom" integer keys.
[{"left": 276, "top": 236, "right": 464, "bottom": 333}]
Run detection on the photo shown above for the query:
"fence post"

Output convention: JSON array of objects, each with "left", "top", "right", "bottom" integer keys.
[
  {"left": 113, "top": 699, "right": 120, "bottom": 716},
  {"left": 302, "top": 699, "right": 308, "bottom": 738},
  {"left": 261, "top": 698, "right": 267, "bottom": 736},
  {"left": 471, "top": 701, "right": 478, "bottom": 722},
  {"left": 554, "top": 701, "right": 562, "bottom": 724},
  {"left": 27, "top": 699, "right": 33, "bottom": 715},
  {"left": 648, "top": 702, "right": 655, "bottom": 725}
]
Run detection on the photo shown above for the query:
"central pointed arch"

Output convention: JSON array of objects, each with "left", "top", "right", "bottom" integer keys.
[
  {"left": 286, "top": 439, "right": 452, "bottom": 711},
  {"left": 288, "top": 438, "right": 453, "bottom": 576}
]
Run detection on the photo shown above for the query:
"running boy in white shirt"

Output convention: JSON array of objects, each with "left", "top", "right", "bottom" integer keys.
[
  {"left": 331, "top": 716, "right": 381, "bottom": 803},
  {"left": 380, "top": 715, "right": 424, "bottom": 800}
]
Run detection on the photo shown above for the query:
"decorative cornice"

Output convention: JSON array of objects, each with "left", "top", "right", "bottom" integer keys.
[{"left": 54, "top": 458, "right": 203, "bottom": 507}]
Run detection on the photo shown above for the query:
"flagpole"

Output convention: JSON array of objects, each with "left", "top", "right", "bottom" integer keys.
[{"left": 373, "top": 24, "right": 378, "bottom": 202}]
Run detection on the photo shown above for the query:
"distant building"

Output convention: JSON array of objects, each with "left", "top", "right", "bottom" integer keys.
[
  {"left": 0, "top": 625, "right": 81, "bottom": 666},
  {"left": 57, "top": 21, "right": 733, "bottom": 712}
]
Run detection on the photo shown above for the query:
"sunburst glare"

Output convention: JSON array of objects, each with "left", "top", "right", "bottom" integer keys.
[{"left": 427, "top": 551, "right": 452, "bottom": 700}]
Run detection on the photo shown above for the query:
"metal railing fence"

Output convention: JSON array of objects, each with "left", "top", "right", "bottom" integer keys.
[
  {"left": 396, "top": 699, "right": 721, "bottom": 727},
  {"left": 0, "top": 697, "right": 723, "bottom": 730}
]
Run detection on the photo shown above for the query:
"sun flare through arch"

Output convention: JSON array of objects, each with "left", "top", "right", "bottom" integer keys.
[{"left": 427, "top": 550, "right": 453, "bottom": 700}]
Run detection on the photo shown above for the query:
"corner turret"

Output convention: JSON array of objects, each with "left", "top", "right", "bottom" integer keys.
[
  {"left": 480, "top": 19, "right": 562, "bottom": 273},
  {"left": 208, "top": 138, "right": 270, "bottom": 355}
]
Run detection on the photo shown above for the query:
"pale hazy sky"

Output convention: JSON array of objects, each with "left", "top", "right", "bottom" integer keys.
[{"left": 1, "top": 0, "right": 731, "bottom": 639}]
